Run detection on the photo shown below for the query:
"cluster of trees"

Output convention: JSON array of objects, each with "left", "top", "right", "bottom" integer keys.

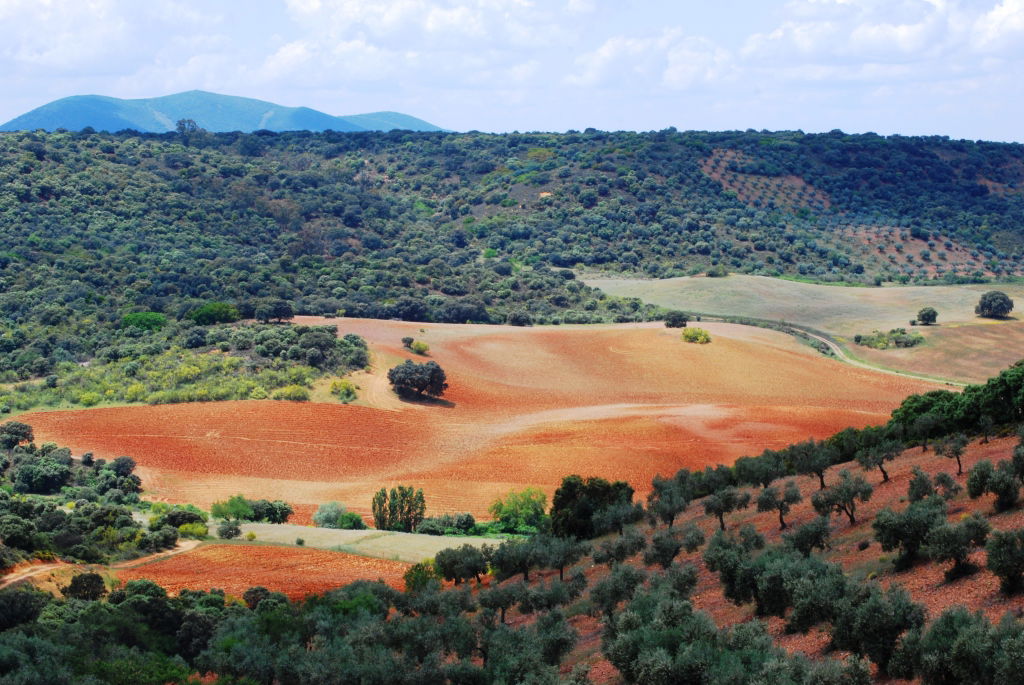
[
  {"left": 0, "top": 322, "right": 369, "bottom": 413},
  {"left": 854, "top": 327, "right": 924, "bottom": 349},
  {"left": 0, "top": 423, "right": 180, "bottom": 568},
  {"left": 3, "top": 127, "right": 1023, "bottom": 413}
]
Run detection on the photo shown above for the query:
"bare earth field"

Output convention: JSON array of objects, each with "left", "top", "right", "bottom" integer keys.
[
  {"left": 24, "top": 319, "right": 939, "bottom": 522},
  {"left": 116, "top": 544, "right": 409, "bottom": 599},
  {"left": 587, "top": 274, "right": 1024, "bottom": 381}
]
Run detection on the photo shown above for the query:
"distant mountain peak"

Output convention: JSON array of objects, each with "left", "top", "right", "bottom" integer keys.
[{"left": 0, "top": 91, "right": 444, "bottom": 134}]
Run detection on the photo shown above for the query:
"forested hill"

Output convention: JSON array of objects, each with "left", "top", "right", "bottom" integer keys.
[{"left": 1, "top": 127, "right": 1023, "bottom": 380}]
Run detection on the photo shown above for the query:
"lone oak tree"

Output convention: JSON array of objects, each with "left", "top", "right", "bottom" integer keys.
[{"left": 388, "top": 360, "right": 448, "bottom": 398}]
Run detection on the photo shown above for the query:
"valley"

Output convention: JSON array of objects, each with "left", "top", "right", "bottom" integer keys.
[{"left": 22, "top": 318, "right": 937, "bottom": 522}]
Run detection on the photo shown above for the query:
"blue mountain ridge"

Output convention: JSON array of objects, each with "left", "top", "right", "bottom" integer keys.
[{"left": 0, "top": 90, "right": 443, "bottom": 133}]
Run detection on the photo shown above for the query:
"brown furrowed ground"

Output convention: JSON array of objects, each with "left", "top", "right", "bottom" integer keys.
[
  {"left": 25, "top": 319, "right": 940, "bottom": 520},
  {"left": 117, "top": 544, "right": 409, "bottom": 599}
]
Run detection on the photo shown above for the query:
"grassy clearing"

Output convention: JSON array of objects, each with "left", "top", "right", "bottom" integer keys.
[
  {"left": 587, "top": 274, "right": 1024, "bottom": 336},
  {"left": 238, "top": 522, "right": 493, "bottom": 563},
  {"left": 588, "top": 274, "right": 1024, "bottom": 382}
]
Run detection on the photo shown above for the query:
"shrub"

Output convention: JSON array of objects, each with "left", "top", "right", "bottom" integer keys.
[
  {"left": 313, "top": 502, "right": 366, "bottom": 529},
  {"left": 873, "top": 497, "right": 947, "bottom": 570},
  {"left": 177, "top": 523, "right": 208, "bottom": 539},
  {"left": 245, "top": 532, "right": 256, "bottom": 541},
  {"left": 404, "top": 560, "right": 441, "bottom": 592},
  {"left": 330, "top": 379, "right": 357, "bottom": 403},
  {"left": 271, "top": 384, "right": 310, "bottom": 401},
  {"left": 216, "top": 520, "right": 241, "bottom": 539},
  {"left": 663, "top": 310, "right": 688, "bottom": 328},
  {"left": 61, "top": 572, "right": 107, "bottom": 601},
  {"left": 489, "top": 487, "right": 548, "bottom": 533},
  {"left": 925, "top": 513, "right": 990, "bottom": 580},
  {"left": 682, "top": 327, "right": 711, "bottom": 344},
  {"left": 410, "top": 340, "right": 430, "bottom": 355},
  {"left": 968, "top": 459, "right": 1020, "bottom": 512},
  {"left": 987, "top": 528, "right": 1024, "bottom": 593}
]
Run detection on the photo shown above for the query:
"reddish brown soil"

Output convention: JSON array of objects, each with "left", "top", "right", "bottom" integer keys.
[
  {"left": 117, "top": 544, "right": 408, "bottom": 599},
  {"left": 25, "top": 320, "right": 940, "bottom": 520}
]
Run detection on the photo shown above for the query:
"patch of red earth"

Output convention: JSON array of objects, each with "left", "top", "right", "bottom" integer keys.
[
  {"left": 25, "top": 320, "right": 940, "bottom": 521},
  {"left": 118, "top": 544, "right": 408, "bottom": 599}
]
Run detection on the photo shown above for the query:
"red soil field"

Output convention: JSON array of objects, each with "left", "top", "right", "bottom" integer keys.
[
  {"left": 25, "top": 319, "right": 941, "bottom": 520},
  {"left": 118, "top": 544, "right": 408, "bottom": 599}
]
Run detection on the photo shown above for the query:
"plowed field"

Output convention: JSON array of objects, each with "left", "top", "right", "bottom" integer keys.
[
  {"left": 117, "top": 544, "right": 408, "bottom": 598},
  {"left": 25, "top": 319, "right": 941, "bottom": 519}
]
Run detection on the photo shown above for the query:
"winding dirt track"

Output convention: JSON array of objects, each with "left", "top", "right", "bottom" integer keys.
[{"left": 24, "top": 319, "right": 943, "bottom": 519}]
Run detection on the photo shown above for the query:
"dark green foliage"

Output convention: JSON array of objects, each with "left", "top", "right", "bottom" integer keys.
[
  {"left": 550, "top": 474, "right": 635, "bottom": 539},
  {"left": 811, "top": 470, "right": 873, "bottom": 525},
  {"left": 644, "top": 527, "right": 684, "bottom": 569},
  {"left": 987, "top": 528, "right": 1024, "bottom": 593},
  {"left": 831, "top": 583, "right": 925, "bottom": 676},
  {"left": 490, "top": 538, "right": 542, "bottom": 582},
  {"left": 663, "top": 310, "right": 688, "bottom": 328},
  {"left": 734, "top": 451, "right": 785, "bottom": 488},
  {"left": 590, "top": 564, "right": 646, "bottom": 621},
  {"left": 387, "top": 359, "right": 448, "bottom": 398},
  {"left": 934, "top": 433, "right": 969, "bottom": 475},
  {"left": 791, "top": 438, "right": 838, "bottom": 489},
  {"left": 189, "top": 301, "right": 241, "bottom": 325},
  {"left": 479, "top": 581, "right": 525, "bottom": 623},
  {"left": 371, "top": 485, "right": 426, "bottom": 532},
  {"left": 216, "top": 519, "right": 241, "bottom": 539},
  {"left": 976, "top": 290, "right": 1015, "bottom": 318},
  {"left": 902, "top": 606, "right": 1024, "bottom": 685},
  {"left": 0, "top": 588, "right": 50, "bottom": 631},
  {"left": 702, "top": 486, "right": 751, "bottom": 530},
  {"left": 925, "top": 513, "right": 990, "bottom": 580},
  {"left": 0, "top": 421, "right": 33, "bottom": 450},
  {"left": 403, "top": 561, "right": 441, "bottom": 594},
  {"left": 783, "top": 516, "right": 831, "bottom": 557},
  {"left": 415, "top": 512, "right": 475, "bottom": 536},
  {"left": 209, "top": 494, "right": 291, "bottom": 523},
  {"left": 855, "top": 439, "right": 901, "bottom": 482},
  {"left": 61, "top": 572, "right": 107, "bottom": 601},
  {"left": 873, "top": 496, "right": 947, "bottom": 570},
  {"left": 645, "top": 473, "right": 691, "bottom": 526},
  {"left": 756, "top": 480, "right": 802, "bottom": 529},
  {"left": 908, "top": 466, "right": 962, "bottom": 502},
  {"left": 917, "top": 306, "right": 938, "bottom": 325},
  {"left": 680, "top": 522, "right": 706, "bottom": 553},
  {"left": 434, "top": 544, "right": 488, "bottom": 585},
  {"left": 312, "top": 501, "right": 367, "bottom": 529},
  {"left": 967, "top": 459, "right": 1020, "bottom": 511},
  {"left": 537, "top": 535, "right": 590, "bottom": 581},
  {"left": 593, "top": 528, "right": 646, "bottom": 567}
]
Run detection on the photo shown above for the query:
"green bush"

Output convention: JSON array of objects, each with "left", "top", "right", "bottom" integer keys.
[
  {"left": 121, "top": 312, "right": 167, "bottom": 331},
  {"left": 681, "top": 327, "right": 711, "bottom": 344},
  {"left": 272, "top": 384, "right": 310, "bottom": 401}
]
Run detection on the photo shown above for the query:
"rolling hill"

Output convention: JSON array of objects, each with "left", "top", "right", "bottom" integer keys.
[{"left": 0, "top": 90, "right": 443, "bottom": 133}]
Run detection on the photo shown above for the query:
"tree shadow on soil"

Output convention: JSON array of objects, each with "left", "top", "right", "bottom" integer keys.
[{"left": 397, "top": 394, "right": 456, "bottom": 409}]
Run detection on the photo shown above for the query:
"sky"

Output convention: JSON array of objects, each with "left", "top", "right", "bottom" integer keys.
[{"left": 0, "top": 0, "right": 1022, "bottom": 141}]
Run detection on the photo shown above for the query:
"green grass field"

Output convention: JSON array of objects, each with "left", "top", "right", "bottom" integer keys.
[
  {"left": 238, "top": 522, "right": 494, "bottom": 563},
  {"left": 587, "top": 274, "right": 1024, "bottom": 382}
]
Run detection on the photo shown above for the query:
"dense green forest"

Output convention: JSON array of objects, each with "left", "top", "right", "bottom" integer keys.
[{"left": 2, "top": 127, "right": 1023, "bottom": 393}]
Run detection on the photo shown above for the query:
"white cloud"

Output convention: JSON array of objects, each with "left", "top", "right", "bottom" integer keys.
[{"left": 567, "top": 29, "right": 731, "bottom": 90}]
